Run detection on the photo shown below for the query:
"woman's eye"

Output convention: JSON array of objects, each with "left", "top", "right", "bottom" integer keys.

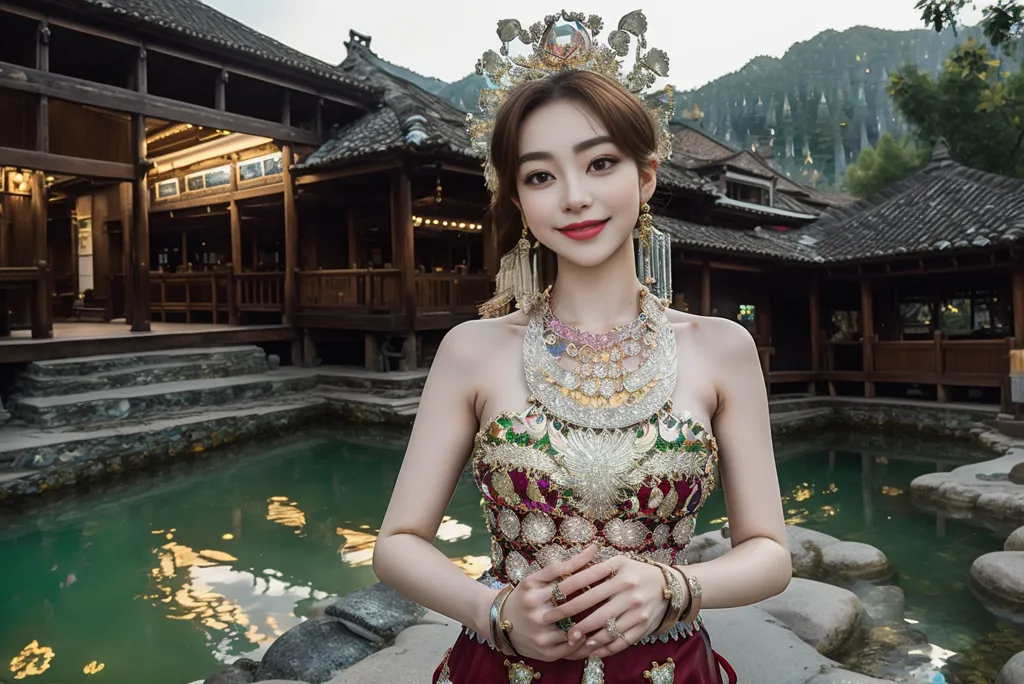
[
  {"left": 525, "top": 171, "right": 551, "bottom": 185},
  {"left": 590, "top": 156, "right": 617, "bottom": 172}
]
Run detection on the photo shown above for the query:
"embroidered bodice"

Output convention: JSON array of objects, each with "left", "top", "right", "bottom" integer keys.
[{"left": 473, "top": 403, "right": 718, "bottom": 585}]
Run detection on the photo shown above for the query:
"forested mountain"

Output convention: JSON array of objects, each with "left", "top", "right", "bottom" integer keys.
[{"left": 366, "top": 24, "right": 1015, "bottom": 186}]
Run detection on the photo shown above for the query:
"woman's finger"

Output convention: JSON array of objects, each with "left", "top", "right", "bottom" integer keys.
[
  {"left": 589, "top": 619, "right": 648, "bottom": 659},
  {"left": 540, "top": 576, "right": 621, "bottom": 627},
  {"left": 568, "top": 593, "right": 646, "bottom": 642},
  {"left": 528, "top": 544, "right": 598, "bottom": 584},
  {"left": 556, "top": 555, "right": 622, "bottom": 596}
]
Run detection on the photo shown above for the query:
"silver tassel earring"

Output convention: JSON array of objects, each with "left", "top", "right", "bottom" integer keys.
[
  {"left": 478, "top": 213, "right": 540, "bottom": 318},
  {"left": 636, "top": 202, "right": 673, "bottom": 304}
]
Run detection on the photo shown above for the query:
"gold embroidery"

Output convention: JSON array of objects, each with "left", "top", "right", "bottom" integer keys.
[
  {"left": 648, "top": 483, "right": 665, "bottom": 510},
  {"left": 506, "top": 550, "right": 529, "bottom": 582},
  {"left": 505, "top": 660, "right": 541, "bottom": 682},
  {"left": 492, "top": 469, "right": 521, "bottom": 506},
  {"left": 436, "top": 648, "right": 452, "bottom": 683},
  {"left": 523, "top": 511, "right": 557, "bottom": 544},
  {"left": 560, "top": 516, "right": 597, "bottom": 544},
  {"left": 655, "top": 486, "right": 678, "bottom": 518},
  {"left": 527, "top": 477, "right": 547, "bottom": 504},
  {"left": 603, "top": 518, "right": 649, "bottom": 549},
  {"left": 643, "top": 658, "right": 675, "bottom": 683},
  {"left": 652, "top": 523, "right": 670, "bottom": 547},
  {"left": 582, "top": 655, "right": 604, "bottom": 683},
  {"left": 535, "top": 544, "right": 570, "bottom": 567},
  {"left": 673, "top": 517, "right": 696, "bottom": 546},
  {"left": 498, "top": 509, "right": 521, "bottom": 540}
]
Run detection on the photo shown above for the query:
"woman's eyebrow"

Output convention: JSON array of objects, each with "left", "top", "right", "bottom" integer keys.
[{"left": 518, "top": 135, "right": 614, "bottom": 166}]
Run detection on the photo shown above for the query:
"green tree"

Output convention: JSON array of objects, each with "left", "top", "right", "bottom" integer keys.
[
  {"left": 888, "top": 40, "right": 1024, "bottom": 177},
  {"left": 842, "top": 133, "right": 928, "bottom": 196},
  {"left": 918, "top": 0, "right": 1023, "bottom": 52}
]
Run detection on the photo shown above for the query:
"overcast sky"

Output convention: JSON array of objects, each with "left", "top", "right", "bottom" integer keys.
[{"left": 205, "top": 0, "right": 984, "bottom": 91}]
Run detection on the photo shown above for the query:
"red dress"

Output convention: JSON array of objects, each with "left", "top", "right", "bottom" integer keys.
[{"left": 430, "top": 404, "right": 737, "bottom": 683}]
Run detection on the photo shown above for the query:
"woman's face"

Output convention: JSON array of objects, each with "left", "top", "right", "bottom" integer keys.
[{"left": 514, "top": 99, "right": 656, "bottom": 269}]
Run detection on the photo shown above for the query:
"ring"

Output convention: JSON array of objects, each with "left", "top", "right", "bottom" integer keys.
[
  {"left": 557, "top": 616, "right": 576, "bottom": 632},
  {"left": 605, "top": 616, "right": 629, "bottom": 643},
  {"left": 551, "top": 580, "right": 566, "bottom": 603}
]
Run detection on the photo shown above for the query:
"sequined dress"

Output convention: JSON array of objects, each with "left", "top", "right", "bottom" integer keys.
[{"left": 433, "top": 295, "right": 737, "bottom": 683}]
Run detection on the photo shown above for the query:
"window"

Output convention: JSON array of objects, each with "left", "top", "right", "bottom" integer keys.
[
  {"left": 726, "top": 181, "right": 766, "bottom": 205},
  {"left": 184, "top": 164, "right": 232, "bottom": 193},
  {"left": 237, "top": 152, "right": 284, "bottom": 183},
  {"left": 737, "top": 304, "right": 755, "bottom": 322},
  {"left": 899, "top": 298, "right": 931, "bottom": 335},
  {"left": 940, "top": 298, "right": 972, "bottom": 335}
]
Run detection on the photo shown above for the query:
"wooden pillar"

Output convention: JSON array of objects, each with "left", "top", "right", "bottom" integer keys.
[
  {"left": 346, "top": 207, "right": 358, "bottom": 269},
  {"left": 36, "top": 22, "right": 50, "bottom": 153},
  {"left": 129, "top": 111, "right": 151, "bottom": 332},
  {"left": 282, "top": 143, "right": 298, "bottom": 325},
  {"left": 483, "top": 212, "right": 499, "bottom": 278},
  {"left": 230, "top": 200, "right": 242, "bottom": 275},
  {"left": 1013, "top": 262, "right": 1024, "bottom": 348},
  {"left": 391, "top": 169, "right": 416, "bottom": 330},
  {"left": 700, "top": 262, "right": 711, "bottom": 316},
  {"left": 0, "top": 195, "right": 9, "bottom": 267},
  {"left": 861, "top": 279, "right": 875, "bottom": 398},
  {"left": 810, "top": 276, "right": 821, "bottom": 394},
  {"left": 934, "top": 329, "right": 947, "bottom": 403},
  {"left": 282, "top": 91, "right": 291, "bottom": 127},
  {"left": 30, "top": 170, "right": 52, "bottom": 338},
  {"left": 215, "top": 70, "right": 227, "bottom": 111},
  {"left": 119, "top": 182, "right": 134, "bottom": 325},
  {"left": 314, "top": 99, "right": 324, "bottom": 139}
]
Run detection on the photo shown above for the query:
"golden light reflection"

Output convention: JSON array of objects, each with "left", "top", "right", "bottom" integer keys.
[
  {"left": 819, "top": 505, "right": 837, "bottom": 517},
  {"left": 707, "top": 517, "right": 729, "bottom": 525},
  {"left": 436, "top": 516, "right": 473, "bottom": 543},
  {"left": 451, "top": 555, "right": 491, "bottom": 577},
  {"left": 9, "top": 641, "right": 55, "bottom": 679},
  {"left": 882, "top": 486, "right": 904, "bottom": 496},
  {"left": 826, "top": 483, "right": 838, "bottom": 493},
  {"left": 222, "top": 533, "right": 235, "bottom": 540},
  {"left": 83, "top": 661, "right": 105, "bottom": 674},
  {"left": 267, "top": 497, "right": 306, "bottom": 528},
  {"left": 792, "top": 484, "right": 813, "bottom": 502},
  {"left": 336, "top": 527, "right": 377, "bottom": 567}
]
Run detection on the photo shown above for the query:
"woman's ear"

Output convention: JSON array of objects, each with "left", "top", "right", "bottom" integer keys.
[{"left": 639, "top": 159, "right": 658, "bottom": 204}]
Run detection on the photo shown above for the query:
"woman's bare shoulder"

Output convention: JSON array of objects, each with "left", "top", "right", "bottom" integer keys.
[
  {"left": 437, "top": 310, "right": 529, "bottom": 365},
  {"left": 664, "top": 308, "right": 757, "bottom": 358}
]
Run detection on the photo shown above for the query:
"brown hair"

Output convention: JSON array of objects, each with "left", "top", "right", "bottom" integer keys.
[{"left": 488, "top": 69, "right": 660, "bottom": 249}]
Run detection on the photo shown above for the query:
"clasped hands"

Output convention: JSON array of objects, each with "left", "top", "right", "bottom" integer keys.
[{"left": 492, "top": 544, "right": 678, "bottom": 662}]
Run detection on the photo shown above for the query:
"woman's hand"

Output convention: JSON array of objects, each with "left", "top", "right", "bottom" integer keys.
[
  {"left": 542, "top": 555, "right": 672, "bottom": 659},
  {"left": 494, "top": 544, "right": 600, "bottom": 662}
]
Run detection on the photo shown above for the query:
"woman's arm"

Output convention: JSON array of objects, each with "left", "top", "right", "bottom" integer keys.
[
  {"left": 680, "top": 317, "right": 792, "bottom": 607},
  {"left": 371, "top": 321, "right": 496, "bottom": 636}
]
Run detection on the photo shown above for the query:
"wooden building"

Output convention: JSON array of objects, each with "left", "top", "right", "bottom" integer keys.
[{"left": 2, "top": 2, "right": 1024, "bottom": 407}]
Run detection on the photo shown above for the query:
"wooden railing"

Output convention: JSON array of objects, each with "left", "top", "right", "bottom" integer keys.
[
  {"left": 0, "top": 266, "right": 51, "bottom": 338},
  {"left": 298, "top": 269, "right": 401, "bottom": 311},
  {"left": 233, "top": 272, "right": 285, "bottom": 313},
  {"left": 414, "top": 274, "right": 491, "bottom": 313},
  {"left": 150, "top": 271, "right": 230, "bottom": 324}
]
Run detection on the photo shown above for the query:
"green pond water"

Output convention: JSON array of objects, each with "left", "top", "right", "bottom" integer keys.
[{"left": 0, "top": 428, "right": 1019, "bottom": 684}]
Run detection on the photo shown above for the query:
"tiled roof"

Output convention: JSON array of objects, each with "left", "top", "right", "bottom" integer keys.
[
  {"left": 793, "top": 143, "right": 1024, "bottom": 262},
  {"left": 657, "top": 216, "right": 816, "bottom": 262},
  {"left": 297, "top": 40, "right": 476, "bottom": 169},
  {"left": 72, "top": 0, "right": 376, "bottom": 92}
]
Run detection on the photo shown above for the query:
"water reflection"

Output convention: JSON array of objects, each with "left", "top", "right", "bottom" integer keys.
[{"left": 9, "top": 641, "right": 55, "bottom": 679}]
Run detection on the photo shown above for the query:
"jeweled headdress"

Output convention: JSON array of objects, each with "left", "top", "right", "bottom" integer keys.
[
  {"left": 470, "top": 10, "right": 676, "bottom": 317},
  {"left": 468, "top": 9, "right": 675, "bottom": 195}
]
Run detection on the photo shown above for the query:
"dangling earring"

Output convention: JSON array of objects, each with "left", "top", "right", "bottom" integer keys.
[
  {"left": 635, "top": 201, "right": 673, "bottom": 304},
  {"left": 478, "top": 212, "right": 540, "bottom": 318}
]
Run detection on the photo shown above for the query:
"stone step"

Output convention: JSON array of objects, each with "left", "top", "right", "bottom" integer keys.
[
  {"left": 770, "top": 407, "right": 834, "bottom": 427},
  {"left": 17, "top": 349, "right": 269, "bottom": 397},
  {"left": 14, "top": 369, "right": 318, "bottom": 428},
  {"left": 22, "top": 345, "right": 268, "bottom": 380},
  {"left": 316, "top": 367, "right": 428, "bottom": 398},
  {"left": 0, "top": 393, "right": 327, "bottom": 500}
]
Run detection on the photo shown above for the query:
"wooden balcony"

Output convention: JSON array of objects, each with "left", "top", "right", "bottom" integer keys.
[
  {"left": 0, "top": 266, "right": 52, "bottom": 338},
  {"left": 150, "top": 271, "right": 231, "bottom": 324}
]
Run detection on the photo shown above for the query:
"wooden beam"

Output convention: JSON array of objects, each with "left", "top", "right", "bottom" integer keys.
[
  {"left": 391, "top": 169, "right": 416, "bottom": 331},
  {"left": 861, "top": 279, "right": 875, "bottom": 398},
  {"left": 130, "top": 112, "right": 151, "bottom": 332},
  {"left": 700, "top": 261, "right": 711, "bottom": 316},
  {"left": 282, "top": 90, "right": 291, "bottom": 127},
  {"left": 282, "top": 142, "right": 298, "bottom": 324},
  {"left": 295, "top": 159, "right": 398, "bottom": 185},
  {"left": 150, "top": 181, "right": 284, "bottom": 214},
  {"left": 810, "top": 276, "right": 821, "bottom": 373},
  {"left": 229, "top": 199, "right": 242, "bottom": 275},
  {"left": 30, "top": 171, "right": 52, "bottom": 338},
  {"left": 0, "top": 147, "right": 134, "bottom": 180},
  {"left": 0, "top": 60, "right": 321, "bottom": 145},
  {"left": 0, "top": 1, "right": 374, "bottom": 110}
]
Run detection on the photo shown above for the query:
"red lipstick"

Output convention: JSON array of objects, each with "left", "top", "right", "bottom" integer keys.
[{"left": 557, "top": 218, "right": 609, "bottom": 241}]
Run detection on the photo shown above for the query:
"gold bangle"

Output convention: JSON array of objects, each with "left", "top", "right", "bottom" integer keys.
[
  {"left": 677, "top": 568, "right": 703, "bottom": 623},
  {"left": 488, "top": 586, "right": 513, "bottom": 651},
  {"left": 652, "top": 562, "right": 686, "bottom": 635},
  {"left": 495, "top": 585, "right": 521, "bottom": 657}
]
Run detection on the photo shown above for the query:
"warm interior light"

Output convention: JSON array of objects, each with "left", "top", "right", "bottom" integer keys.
[
  {"left": 17, "top": 182, "right": 28, "bottom": 192},
  {"left": 45, "top": 176, "right": 55, "bottom": 182},
  {"left": 12, "top": 172, "right": 24, "bottom": 183}
]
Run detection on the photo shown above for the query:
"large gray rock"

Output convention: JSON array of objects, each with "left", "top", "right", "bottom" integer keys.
[
  {"left": 858, "top": 585, "right": 906, "bottom": 626},
  {"left": 997, "top": 651, "right": 1024, "bottom": 684},
  {"left": 204, "top": 658, "right": 258, "bottom": 684},
  {"left": 755, "top": 578, "right": 863, "bottom": 656},
  {"left": 0, "top": 396, "right": 9, "bottom": 425},
  {"left": 683, "top": 531, "right": 731, "bottom": 564},
  {"left": 786, "top": 525, "right": 839, "bottom": 579},
  {"left": 255, "top": 617, "right": 377, "bottom": 684},
  {"left": 326, "top": 611, "right": 462, "bottom": 684},
  {"left": 325, "top": 582, "right": 425, "bottom": 644},
  {"left": 1008, "top": 527, "right": 1024, "bottom": 552},
  {"left": 911, "top": 450, "right": 1024, "bottom": 525},
  {"left": 821, "top": 541, "right": 892, "bottom": 582},
  {"left": 970, "top": 552, "right": 1024, "bottom": 614}
]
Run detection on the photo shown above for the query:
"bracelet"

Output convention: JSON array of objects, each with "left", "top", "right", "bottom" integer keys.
[
  {"left": 652, "top": 562, "right": 687, "bottom": 635},
  {"left": 495, "top": 585, "right": 522, "bottom": 657},
  {"left": 676, "top": 568, "right": 703, "bottom": 623},
  {"left": 488, "top": 586, "right": 513, "bottom": 651}
]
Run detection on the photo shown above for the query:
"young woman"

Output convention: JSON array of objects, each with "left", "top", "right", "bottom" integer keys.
[{"left": 371, "top": 60, "right": 791, "bottom": 684}]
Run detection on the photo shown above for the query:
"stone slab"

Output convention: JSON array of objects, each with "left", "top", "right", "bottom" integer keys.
[
  {"left": 324, "top": 582, "right": 425, "bottom": 643},
  {"left": 754, "top": 578, "right": 862, "bottom": 656},
  {"left": 24, "top": 345, "right": 265, "bottom": 377},
  {"left": 325, "top": 617, "right": 461, "bottom": 684}
]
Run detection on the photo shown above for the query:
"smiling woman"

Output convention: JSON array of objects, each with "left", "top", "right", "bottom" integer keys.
[{"left": 370, "top": 11, "right": 790, "bottom": 684}]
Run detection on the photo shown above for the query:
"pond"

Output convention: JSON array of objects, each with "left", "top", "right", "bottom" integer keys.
[{"left": 0, "top": 427, "right": 1018, "bottom": 684}]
